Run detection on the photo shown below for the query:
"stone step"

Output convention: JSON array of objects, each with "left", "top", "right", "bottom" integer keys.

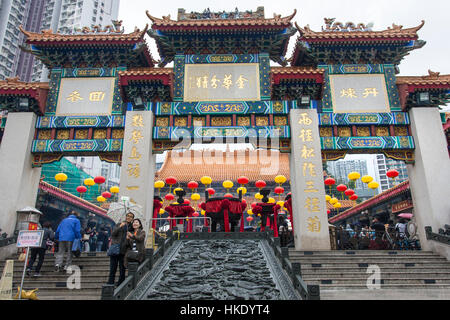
[
  {"left": 289, "top": 250, "right": 437, "bottom": 256},
  {"left": 312, "top": 283, "right": 450, "bottom": 290},
  {"left": 301, "top": 272, "right": 450, "bottom": 279},
  {"left": 288, "top": 252, "right": 441, "bottom": 259},
  {"left": 10, "top": 287, "right": 102, "bottom": 298},
  {"left": 12, "top": 279, "right": 107, "bottom": 287},
  {"left": 289, "top": 257, "right": 449, "bottom": 264},
  {"left": 302, "top": 277, "right": 450, "bottom": 285},
  {"left": 302, "top": 268, "right": 450, "bottom": 277},
  {"left": 291, "top": 262, "right": 450, "bottom": 269}
]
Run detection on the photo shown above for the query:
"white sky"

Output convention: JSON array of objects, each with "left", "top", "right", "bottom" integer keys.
[{"left": 118, "top": 0, "right": 450, "bottom": 77}]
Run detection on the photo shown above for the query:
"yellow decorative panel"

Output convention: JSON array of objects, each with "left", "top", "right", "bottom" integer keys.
[
  {"left": 394, "top": 126, "right": 408, "bottom": 136},
  {"left": 255, "top": 116, "right": 268, "bottom": 126},
  {"left": 211, "top": 117, "right": 232, "bottom": 126},
  {"left": 56, "top": 130, "right": 70, "bottom": 140},
  {"left": 174, "top": 117, "right": 187, "bottom": 127},
  {"left": 337, "top": 127, "right": 351, "bottom": 137},
  {"left": 156, "top": 117, "right": 169, "bottom": 127},
  {"left": 93, "top": 129, "right": 107, "bottom": 139},
  {"left": 112, "top": 129, "right": 124, "bottom": 139},
  {"left": 37, "top": 130, "right": 52, "bottom": 140},
  {"left": 193, "top": 117, "right": 205, "bottom": 127},
  {"left": 237, "top": 117, "right": 250, "bottom": 126},
  {"left": 319, "top": 127, "right": 333, "bottom": 137},
  {"left": 376, "top": 126, "right": 389, "bottom": 136},
  {"left": 356, "top": 127, "right": 370, "bottom": 137},
  {"left": 75, "top": 129, "right": 88, "bottom": 140},
  {"left": 274, "top": 116, "right": 287, "bottom": 126}
]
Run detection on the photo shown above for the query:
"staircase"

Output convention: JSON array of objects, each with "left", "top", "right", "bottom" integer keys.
[
  {"left": 0, "top": 251, "right": 112, "bottom": 300},
  {"left": 289, "top": 250, "right": 450, "bottom": 300}
]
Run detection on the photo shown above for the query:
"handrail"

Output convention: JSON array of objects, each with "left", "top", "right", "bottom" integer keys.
[
  {"left": 265, "top": 231, "right": 319, "bottom": 300},
  {"left": 0, "top": 235, "right": 17, "bottom": 248},
  {"left": 425, "top": 226, "right": 450, "bottom": 246},
  {"left": 101, "top": 231, "right": 177, "bottom": 300}
]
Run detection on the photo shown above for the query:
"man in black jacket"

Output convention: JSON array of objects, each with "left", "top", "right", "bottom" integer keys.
[{"left": 26, "top": 222, "right": 55, "bottom": 277}]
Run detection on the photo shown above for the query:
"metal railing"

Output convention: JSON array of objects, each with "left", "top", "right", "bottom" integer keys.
[
  {"left": 0, "top": 235, "right": 17, "bottom": 248},
  {"left": 100, "top": 231, "right": 178, "bottom": 300},
  {"left": 266, "top": 231, "right": 320, "bottom": 300},
  {"left": 425, "top": 226, "right": 450, "bottom": 246},
  {"left": 330, "top": 226, "right": 421, "bottom": 250}
]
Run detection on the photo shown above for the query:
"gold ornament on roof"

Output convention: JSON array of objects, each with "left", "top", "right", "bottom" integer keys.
[{"left": 322, "top": 18, "right": 374, "bottom": 32}]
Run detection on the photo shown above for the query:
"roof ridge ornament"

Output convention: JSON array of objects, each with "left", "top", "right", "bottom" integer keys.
[
  {"left": 74, "top": 20, "right": 125, "bottom": 34},
  {"left": 424, "top": 69, "right": 440, "bottom": 79},
  {"left": 322, "top": 18, "right": 374, "bottom": 32}
]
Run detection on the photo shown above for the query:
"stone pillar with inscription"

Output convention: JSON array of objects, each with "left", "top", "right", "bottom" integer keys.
[
  {"left": 407, "top": 107, "right": 450, "bottom": 255},
  {"left": 119, "top": 111, "right": 155, "bottom": 237},
  {"left": 289, "top": 109, "right": 331, "bottom": 251},
  {"left": 0, "top": 113, "right": 42, "bottom": 237}
]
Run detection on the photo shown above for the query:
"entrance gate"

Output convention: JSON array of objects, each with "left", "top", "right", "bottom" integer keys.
[{"left": 0, "top": 8, "right": 448, "bottom": 254}]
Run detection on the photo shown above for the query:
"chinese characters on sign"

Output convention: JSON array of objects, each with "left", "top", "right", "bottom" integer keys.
[
  {"left": 56, "top": 78, "right": 115, "bottom": 115},
  {"left": 124, "top": 114, "right": 146, "bottom": 204},
  {"left": 295, "top": 111, "right": 327, "bottom": 236},
  {"left": 184, "top": 63, "right": 260, "bottom": 101},
  {"left": 329, "top": 74, "right": 390, "bottom": 113}
]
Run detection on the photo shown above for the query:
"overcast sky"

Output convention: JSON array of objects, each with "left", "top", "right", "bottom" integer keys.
[{"left": 118, "top": 0, "right": 450, "bottom": 77}]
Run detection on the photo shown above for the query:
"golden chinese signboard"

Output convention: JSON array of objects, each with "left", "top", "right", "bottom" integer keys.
[
  {"left": 56, "top": 78, "right": 115, "bottom": 115},
  {"left": 329, "top": 74, "right": 390, "bottom": 113},
  {"left": 183, "top": 63, "right": 260, "bottom": 102}
]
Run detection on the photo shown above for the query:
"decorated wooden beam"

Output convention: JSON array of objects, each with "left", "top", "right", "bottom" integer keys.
[{"left": 0, "top": 78, "right": 49, "bottom": 115}]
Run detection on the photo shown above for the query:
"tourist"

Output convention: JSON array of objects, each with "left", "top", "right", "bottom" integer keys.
[
  {"left": 26, "top": 222, "right": 54, "bottom": 277},
  {"left": 96, "top": 227, "right": 109, "bottom": 252},
  {"left": 82, "top": 226, "right": 92, "bottom": 252},
  {"left": 54, "top": 211, "right": 81, "bottom": 271},
  {"left": 107, "top": 212, "right": 134, "bottom": 286},
  {"left": 395, "top": 218, "right": 408, "bottom": 239},
  {"left": 124, "top": 218, "right": 146, "bottom": 267}
]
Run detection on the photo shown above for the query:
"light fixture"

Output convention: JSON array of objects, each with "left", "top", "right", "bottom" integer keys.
[
  {"left": 18, "top": 97, "right": 29, "bottom": 111},
  {"left": 133, "top": 96, "right": 145, "bottom": 111},
  {"left": 300, "top": 95, "right": 310, "bottom": 107},
  {"left": 418, "top": 91, "right": 430, "bottom": 104}
]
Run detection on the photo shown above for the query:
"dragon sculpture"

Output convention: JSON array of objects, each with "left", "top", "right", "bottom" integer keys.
[
  {"left": 322, "top": 18, "right": 374, "bottom": 32},
  {"left": 74, "top": 20, "right": 124, "bottom": 34}
]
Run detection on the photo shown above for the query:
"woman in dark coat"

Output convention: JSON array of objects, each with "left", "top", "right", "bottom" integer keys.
[{"left": 124, "top": 218, "right": 146, "bottom": 267}]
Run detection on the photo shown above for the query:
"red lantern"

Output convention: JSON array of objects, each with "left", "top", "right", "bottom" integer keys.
[
  {"left": 350, "top": 194, "right": 358, "bottom": 201},
  {"left": 184, "top": 199, "right": 190, "bottom": 205},
  {"left": 224, "top": 193, "right": 233, "bottom": 198},
  {"left": 76, "top": 186, "right": 87, "bottom": 194},
  {"left": 386, "top": 169, "right": 399, "bottom": 179},
  {"left": 237, "top": 176, "right": 249, "bottom": 185},
  {"left": 165, "top": 194, "right": 175, "bottom": 201},
  {"left": 274, "top": 187, "right": 284, "bottom": 194},
  {"left": 251, "top": 203, "right": 257, "bottom": 209},
  {"left": 324, "top": 178, "right": 336, "bottom": 186},
  {"left": 165, "top": 176, "right": 177, "bottom": 185},
  {"left": 94, "top": 176, "right": 106, "bottom": 184},
  {"left": 327, "top": 209, "right": 331, "bottom": 215},
  {"left": 207, "top": 188, "right": 215, "bottom": 195},
  {"left": 102, "top": 191, "right": 112, "bottom": 199},
  {"left": 246, "top": 216, "right": 253, "bottom": 222},
  {"left": 336, "top": 184, "right": 347, "bottom": 192},
  {"left": 255, "top": 180, "right": 266, "bottom": 189},
  {"left": 187, "top": 181, "right": 198, "bottom": 190},
  {"left": 192, "top": 212, "right": 199, "bottom": 217},
  {"left": 344, "top": 189, "right": 355, "bottom": 197}
]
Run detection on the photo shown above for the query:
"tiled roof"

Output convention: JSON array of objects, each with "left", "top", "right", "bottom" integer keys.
[
  {"left": 147, "top": 10, "right": 297, "bottom": 30},
  {"left": 155, "top": 149, "right": 290, "bottom": 182},
  {"left": 396, "top": 71, "right": 450, "bottom": 87},
  {"left": 20, "top": 25, "right": 148, "bottom": 44},
  {"left": 295, "top": 20, "right": 424, "bottom": 42},
  {"left": 118, "top": 68, "right": 173, "bottom": 86},
  {"left": 327, "top": 200, "right": 356, "bottom": 210},
  {"left": 271, "top": 67, "right": 325, "bottom": 84},
  {"left": 0, "top": 77, "right": 49, "bottom": 90},
  {"left": 329, "top": 180, "right": 410, "bottom": 223}
]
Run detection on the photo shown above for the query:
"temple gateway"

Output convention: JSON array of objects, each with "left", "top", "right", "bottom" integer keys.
[{"left": 0, "top": 7, "right": 449, "bottom": 263}]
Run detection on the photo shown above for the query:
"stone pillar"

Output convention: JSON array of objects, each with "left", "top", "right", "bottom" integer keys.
[
  {"left": 0, "top": 113, "right": 42, "bottom": 236},
  {"left": 119, "top": 111, "right": 155, "bottom": 235},
  {"left": 289, "top": 109, "right": 330, "bottom": 251},
  {"left": 407, "top": 107, "right": 450, "bottom": 252}
]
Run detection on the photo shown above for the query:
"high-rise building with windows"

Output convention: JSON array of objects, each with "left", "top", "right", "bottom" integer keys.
[
  {"left": 0, "top": 0, "right": 30, "bottom": 80},
  {"left": 374, "top": 154, "right": 408, "bottom": 192},
  {"left": 0, "top": 0, "right": 120, "bottom": 82}
]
